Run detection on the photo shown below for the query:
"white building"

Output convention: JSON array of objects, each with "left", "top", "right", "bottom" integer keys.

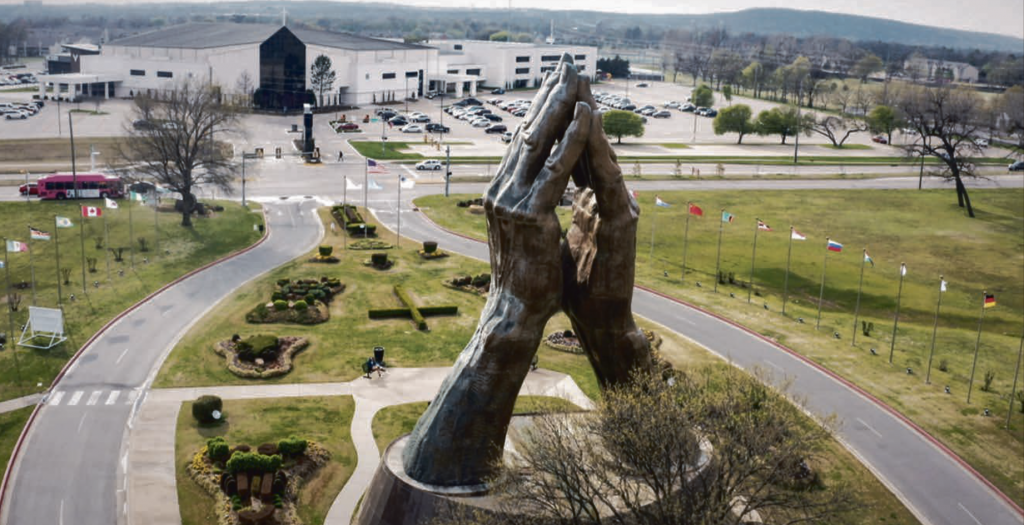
[
  {"left": 427, "top": 40, "right": 597, "bottom": 92},
  {"left": 903, "top": 56, "right": 980, "bottom": 83},
  {"left": 39, "top": 22, "right": 436, "bottom": 109}
]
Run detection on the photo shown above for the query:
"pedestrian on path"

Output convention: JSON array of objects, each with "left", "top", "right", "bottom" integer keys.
[{"left": 338, "top": 150, "right": 344, "bottom": 162}]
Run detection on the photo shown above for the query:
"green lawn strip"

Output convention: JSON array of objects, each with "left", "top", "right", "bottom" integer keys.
[
  {"left": 414, "top": 189, "right": 1024, "bottom": 505},
  {"left": 0, "top": 406, "right": 32, "bottom": 475},
  {"left": 822, "top": 144, "right": 873, "bottom": 150},
  {"left": 348, "top": 141, "right": 425, "bottom": 160},
  {"left": 0, "top": 137, "right": 123, "bottom": 164},
  {"left": 0, "top": 201, "right": 263, "bottom": 402},
  {"left": 176, "top": 396, "right": 356, "bottom": 525},
  {"left": 658, "top": 143, "right": 691, "bottom": 149},
  {"left": 371, "top": 396, "right": 581, "bottom": 454},
  {"left": 154, "top": 207, "right": 490, "bottom": 388}
]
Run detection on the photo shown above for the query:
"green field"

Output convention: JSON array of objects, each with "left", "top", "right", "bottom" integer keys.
[
  {"left": 0, "top": 406, "right": 31, "bottom": 476},
  {"left": 0, "top": 199, "right": 264, "bottom": 401},
  {"left": 176, "top": 396, "right": 356, "bottom": 525},
  {"left": 415, "top": 189, "right": 1024, "bottom": 505}
]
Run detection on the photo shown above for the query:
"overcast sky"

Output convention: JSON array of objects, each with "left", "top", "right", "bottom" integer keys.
[{"left": 8, "top": 0, "right": 1024, "bottom": 39}]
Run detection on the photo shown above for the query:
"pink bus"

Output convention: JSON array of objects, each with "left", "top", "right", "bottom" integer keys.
[{"left": 36, "top": 173, "right": 124, "bottom": 200}]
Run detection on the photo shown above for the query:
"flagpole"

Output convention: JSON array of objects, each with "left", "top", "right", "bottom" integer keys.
[
  {"left": 714, "top": 209, "right": 724, "bottom": 293},
  {"left": 104, "top": 212, "right": 111, "bottom": 284},
  {"left": 79, "top": 208, "right": 87, "bottom": 294},
  {"left": 3, "top": 240, "right": 23, "bottom": 394},
  {"left": 923, "top": 276, "right": 946, "bottom": 384},
  {"left": 888, "top": 262, "right": 906, "bottom": 364},
  {"left": 851, "top": 248, "right": 867, "bottom": 347},
  {"left": 783, "top": 226, "right": 794, "bottom": 315},
  {"left": 54, "top": 217, "right": 63, "bottom": 308},
  {"left": 26, "top": 228, "right": 36, "bottom": 306},
  {"left": 396, "top": 173, "right": 402, "bottom": 248},
  {"left": 128, "top": 193, "right": 134, "bottom": 268},
  {"left": 1007, "top": 333, "right": 1023, "bottom": 429},
  {"left": 747, "top": 218, "right": 760, "bottom": 303},
  {"left": 966, "top": 291, "right": 987, "bottom": 404},
  {"left": 343, "top": 176, "right": 348, "bottom": 252},
  {"left": 681, "top": 203, "right": 691, "bottom": 283},
  {"left": 363, "top": 159, "right": 368, "bottom": 210},
  {"left": 154, "top": 196, "right": 160, "bottom": 257},
  {"left": 649, "top": 203, "right": 656, "bottom": 263},
  {"left": 815, "top": 238, "right": 830, "bottom": 330}
]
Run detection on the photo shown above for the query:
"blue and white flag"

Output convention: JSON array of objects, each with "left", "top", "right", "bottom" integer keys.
[
  {"left": 655, "top": 195, "right": 671, "bottom": 208},
  {"left": 368, "top": 178, "right": 383, "bottom": 191}
]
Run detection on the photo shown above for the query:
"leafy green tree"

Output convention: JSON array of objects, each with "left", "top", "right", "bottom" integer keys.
[
  {"left": 867, "top": 105, "right": 899, "bottom": 145},
  {"left": 853, "top": 54, "right": 884, "bottom": 82},
  {"left": 756, "top": 107, "right": 801, "bottom": 144},
  {"left": 722, "top": 85, "right": 733, "bottom": 105},
  {"left": 597, "top": 55, "right": 631, "bottom": 78},
  {"left": 691, "top": 84, "right": 714, "bottom": 108},
  {"left": 713, "top": 104, "right": 755, "bottom": 144},
  {"left": 310, "top": 54, "right": 336, "bottom": 107},
  {"left": 602, "top": 110, "right": 645, "bottom": 144}
]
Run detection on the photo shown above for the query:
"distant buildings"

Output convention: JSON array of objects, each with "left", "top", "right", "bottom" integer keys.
[
  {"left": 428, "top": 39, "right": 596, "bottom": 92},
  {"left": 903, "top": 56, "right": 979, "bottom": 83}
]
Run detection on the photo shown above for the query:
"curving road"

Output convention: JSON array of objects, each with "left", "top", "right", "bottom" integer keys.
[{"left": 1, "top": 199, "right": 323, "bottom": 525}]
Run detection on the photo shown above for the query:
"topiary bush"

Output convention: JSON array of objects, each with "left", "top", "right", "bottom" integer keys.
[
  {"left": 278, "top": 435, "right": 308, "bottom": 456},
  {"left": 276, "top": 279, "right": 290, "bottom": 287},
  {"left": 472, "top": 273, "right": 491, "bottom": 288},
  {"left": 318, "top": 245, "right": 334, "bottom": 257},
  {"left": 423, "top": 241, "right": 438, "bottom": 254},
  {"left": 294, "top": 300, "right": 308, "bottom": 311},
  {"left": 207, "top": 437, "right": 231, "bottom": 462},
  {"left": 273, "top": 300, "right": 288, "bottom": 311},
  {"left": 226, "top": 451, "right": 283, "bottom": 474},
  {"left": 371, "top": 253, "right": 388, "bottom": 267},
  {"left": 192, "top": 395, "right": 223, "bottom": 424},
  {"left": 304, "top": 293, "right": 315, "bottom": 304}
]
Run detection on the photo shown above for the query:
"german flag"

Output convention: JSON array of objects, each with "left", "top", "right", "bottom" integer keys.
[{"left": 984, "top": 294, "right": 996, "bottom": 308}]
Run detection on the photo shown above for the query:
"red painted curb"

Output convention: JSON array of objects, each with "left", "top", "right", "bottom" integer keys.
[
  {"left": 421, "top": 206, "right": 1023, "bottom": 517},
  {"left": 0, "top": 206, "right": 271, "bottom": 516}
]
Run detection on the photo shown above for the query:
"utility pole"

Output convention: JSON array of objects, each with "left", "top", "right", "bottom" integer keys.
[{"left": 444, "top": 145, "right": 451, "bottom": 197}]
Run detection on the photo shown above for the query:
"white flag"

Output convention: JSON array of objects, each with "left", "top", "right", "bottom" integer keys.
[
  {"left": 900, "top": 264, "right": 907, "bottom": 276},
  {"left": 105, "top": 197, "right": 119, "bottom": 209},
  {"left": 791, "top": 229, "right": 807, "bottom": 241},
  {"left": 346, "top": 178, "right": 362, "bottom": 190},
  {"left": 400, "top": 177, "right": 415, "bottom": 189},
  {"left": 940, "top": 280, "right": 947, "bottom": 292},
  {"left": 368, "top": 178, "right": 383, "bottom": 191}
]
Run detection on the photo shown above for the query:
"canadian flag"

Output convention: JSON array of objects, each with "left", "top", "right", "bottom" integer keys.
[{"left": 81, "top": 206, "right": 102, "bottom": 218}]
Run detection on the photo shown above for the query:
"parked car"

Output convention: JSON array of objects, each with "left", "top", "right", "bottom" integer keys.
[
  {"left": 416, "top": 160, "right": 445, "bottom": 171},
  {"left": 424, "top": 91, "right": 438, "bottom": 99},
  {"left": 485, "top": 124, "right": 508, "bottom": 134},
  {"left": 471, "top": 118, "right": 490, "bottom": 128},
  {"left": 872, "top": 135, "right": 888, "bottom": 144},
  {"left": 491, "top": 88, "right": 505, "bottom": 95},
  {"left": 704, "top": 108, "right": 718, "bottom": 117},
  {"left": 1009, "top": 160, "right": 1024, "bottom": 172},
  {"left": 426, "top": 123, "right": 450, "bottom": 133},
  {"left": 378, "top": 110, "right": 398, "bottom": 120},
  {"left": 977, "top": 138, "right": 989, "bottom": 147},
  {"left": 512, "top": 109, "right": 527, "bottom": 117},
  {"left": 389, "top": 116, "right": 408, "bottom": 126},
  {"left": 679, "top": 103, "right": 696, "bottom": 112},
  {"left": 401, "top": 124, "right": 423, "bottom": 133},
  {"left": 4, "top": 110, "right": 27, "bottom": 120},
  {"left": 337, "top": 122, "right": 360, "bottom": 131},
  {"left": 411, "top": 114, "right": 431, "bottom": 123},
  {"left": 453, "top": 97, "right": 484, "bottom": 107},
  {"left": 18, "top": 182, "right": 38, "bottom": 196},
  {"left": 484, "top": 113, "right": 503, "bottom": 122},
  {"left": 635, "top": 82, "right": 649, "bottom": 88},
  {"left": 652, "top": 110, "right": 672, "bottom": 119},
  {"left": 501, "top": 131, "right": 513, "bottom": 143},
  {"left": 621, "top": 104, "right": 637, "bottom": 111}
]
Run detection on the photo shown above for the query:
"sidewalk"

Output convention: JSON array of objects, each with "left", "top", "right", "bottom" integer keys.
[
  {"left": 0, "top": 394, "right": 42, "bottom": 415},
  {"left": 126, "top": 367, "right": 593, "bottom": 525}
]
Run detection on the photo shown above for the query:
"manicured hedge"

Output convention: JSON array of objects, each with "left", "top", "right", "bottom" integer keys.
[
  {"left": 278, "top": 435, "right": 308, "bottom": 456},
  {"left": 192, "top": 395, "right": 223, "bottom": 424},
  {"left": 419, "top": 305, "right": 459, "bottom": 315},
  {"left": 394, "top": 285, "right": 426, "bottom": 330},
  {"left": 368, "top": 308, "right": 411, "bottom": 319},
  {"left": 226, "top": 451, "right": 283, "bottom": 474}
]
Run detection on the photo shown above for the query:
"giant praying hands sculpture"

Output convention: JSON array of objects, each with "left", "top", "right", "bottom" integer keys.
[{"left": 403, "top": 54, "right": 653, "bottom": 487}]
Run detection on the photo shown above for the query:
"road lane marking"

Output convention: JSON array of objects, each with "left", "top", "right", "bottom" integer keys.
[
  {"left": 958, "top": 502, "right": 982, "bottom": 525},
  {"left": 67, "top": 391, "right": 83, "bottom": 406},
  {"left": 77, "top": 413, "right": 87, "bottom": 434},
  {"left": 763, "top": 360, "right": 784, "bottom": 372},
  {"left": 106, "top": 390, "right": 121, "bottom": 405},
  {"left": 48, "top": 391, "right": 65, "bottom": 406},
  {"left": 856, "top": 417, "right": 883, "bottom": 439},
  {"left": 59, "top": 499, "right": 64, "bottom": 525},
  {"left": 115, "top": 348, "right": 130, "bottom": 365},
  {"left": 86, "top": 391, "right": 102, "bottom": 406}
]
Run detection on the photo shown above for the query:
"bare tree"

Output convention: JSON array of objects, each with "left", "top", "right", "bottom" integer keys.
[
  {"left": 898, "top": 84, "right": 989, "bottom": 217},
  {"left": 997, "top": 85, "right": 1024, "bottom": 154},
  {"left": 801, "top": 114, "right": 868, "bottom": 147},
  {"left": 234, "top": 70, "right": 255, "bottom": 108},
  {"left": 120, "top": 82, "right": 238, "bottom": 227},
  {"left": 310, "top": 54, "right": 336, "bottom": 107},
  {"left": 433, "top": 368, "right": 856, "bottom": 525}
]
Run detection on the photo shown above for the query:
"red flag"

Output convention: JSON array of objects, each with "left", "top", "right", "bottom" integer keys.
[
  {"left": 81, "top": 206, "right": 102, "bottom": 218},
  {"left": 688, "top": 203, "right": 703, "bottom": 217}
]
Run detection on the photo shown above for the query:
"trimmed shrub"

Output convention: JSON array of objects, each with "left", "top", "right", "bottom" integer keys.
[
  {"left": 192, "top": 395, "right": 223, "bottom": 424},
  {"left": 304, "top": 293, "right": 316, "bottom": 304},
  {"left": 278, "top": 435, "right": 308, "bottom": 456},
  {"left": 472, "top": 273, "right": 491, "bottom": 288},
  {"left": 226, "top": 451, "right": 283, "bottom": 474},
  {"left": 419, "top": 305, "right": 459, "bottom": 315},
  {"left": 423, "top": 241, "right": 438, "bottom": 253},
  {"left": 368, "top": 308, "right": 411, "bottom": 319},
  {"left": 271, "top": 292, "right": 284, "bottom": 302},
  {"left": 319, "top": 245, "right": 334, "bottom": 257},
  {"left": 294, "top": 300, "right": 309, "bottom": 311},
  {"left": 371, "top": 253, "right": 389, "bottom": 267},
  {"left": 276, "top": 279, "right": 290, "bottom": 287},
  {"left": 207, "top": 437, "right": 231, "bottom": 462},
  {"left": 273, "top": 300, "right": 288, "bottom": 311}
]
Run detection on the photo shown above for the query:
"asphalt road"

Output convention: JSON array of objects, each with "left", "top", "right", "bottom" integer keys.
[
  {"left": 2, "top": 199, "right": 323, "bottom": 525},
  {"left": 384, "top": 185, "right": 1024, "bottom": 525}
]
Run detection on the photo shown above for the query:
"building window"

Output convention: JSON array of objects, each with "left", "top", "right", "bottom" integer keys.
[
  {"left": 405, "top": 71, "right": 418, "bottom": 78},
  {"left": 515, "top": 67, "right": 530, "bottom": 75},
  {"left": 466, "top": 68, "right": 481, "bottom": 76},
  {"left": 382, "top": 72, "right": 396, "bottom": 80},
  {"left": 540, "top": 66, "right": 556, "bottom": 73},
  {"left": 157, "top": 71, "right": 173, "bottom": 78},
  {"left": 541, "top": 55, "right": 560, "bottom": 62},
  {"left": 574, "top": 54, "right": 586, "bottom": 61},
  {"left": 454, "top": 44, "right": 463, "bottom": 50},
  {"left": 578, "top": 65, "right": 586, "bottom": 72},
  {"left": 130, "top": 69, "right": 145, "bottom": 76},
  {"left": 515, "top": 56, "right": 530, "bottom": 63},
  {"left": 447, "top": 69, "right": 459, "bottom": 74}
]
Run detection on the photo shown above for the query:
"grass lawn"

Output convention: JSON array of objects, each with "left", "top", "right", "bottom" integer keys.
[
  {"left": 0, "top": 406, "right": 32, "bottom": 475},
  {"left": 415, "top": 189, "right": 1024, "bottom": 505},
  {"left": 659, "top": 143, "right": 691, "bottom": 149},
  {"left": 0, "top": 200, "right": 264, "bottom": 401},
  {"left": 176, "top": 396, "right": 356, "bottom": 525},
  {"left": 0, "top": 137, "right": 124, "bottom": 165},
  {"left": 348, "top": 141, "right": 425, "bottom": 160},
  {"left": 371, "top": 396, "right": 581, "bottom": 453}
]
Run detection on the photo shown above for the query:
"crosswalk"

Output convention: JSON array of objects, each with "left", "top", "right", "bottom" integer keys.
[{"left": 46, "top": 388, "right": 140, "bottom": 408}]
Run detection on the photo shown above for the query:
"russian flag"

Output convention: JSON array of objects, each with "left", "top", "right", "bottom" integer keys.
[{"left": 827, "top": 239, "right": 843, "bottom": 252}]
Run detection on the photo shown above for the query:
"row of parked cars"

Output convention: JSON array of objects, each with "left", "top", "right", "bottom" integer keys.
[
  {"left": 1, "top": 100, "right": 43, "bottom": 120},
  {"left": 1, "top": 72, "right": 36, "bottom": 87},
  {"left": 444, "top": 98, "right": 507, "bottom": 135},
  {"left": 593, "top": 92, "right": 674, "bottom": 119},
  {"left": 663, "top": 100, "right": 718, "bottom": 117}
]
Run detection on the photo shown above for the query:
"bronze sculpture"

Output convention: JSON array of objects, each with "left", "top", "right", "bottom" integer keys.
[{"left": 402, "top": 54, "right": 653, "bottom": 487}]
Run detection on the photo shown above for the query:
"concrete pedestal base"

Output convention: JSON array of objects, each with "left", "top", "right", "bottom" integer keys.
[{"left": 354, "top": 435, "right": 499, "bottom": 525}]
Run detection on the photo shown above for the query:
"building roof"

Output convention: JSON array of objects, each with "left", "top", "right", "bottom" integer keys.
[{"left": 109, "top": 23, "right": 428, "bottom": 52}]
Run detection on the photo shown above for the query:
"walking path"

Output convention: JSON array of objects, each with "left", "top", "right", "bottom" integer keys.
[
  {"left": 127, "top": 368, "right": 593, "bottom": 525},
  {"left": 0, "top": 394, "right": 42, "bottom": 415}
]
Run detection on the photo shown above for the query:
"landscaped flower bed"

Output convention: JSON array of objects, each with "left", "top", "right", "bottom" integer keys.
[
  {"left": 187, "top": 436, "right": 330, "bottom": 525},
  {"left": 245, "top": 277, "right": 344, "bottom": 325},
  {"left": 214, "top": 335, "right": 310, "bottom": 379},
  {"left": 443, "top": 273, "right": 490, "bottom": 295},
  {"left": 544, "top": 328, "right": 662, "bottom": 354}
]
